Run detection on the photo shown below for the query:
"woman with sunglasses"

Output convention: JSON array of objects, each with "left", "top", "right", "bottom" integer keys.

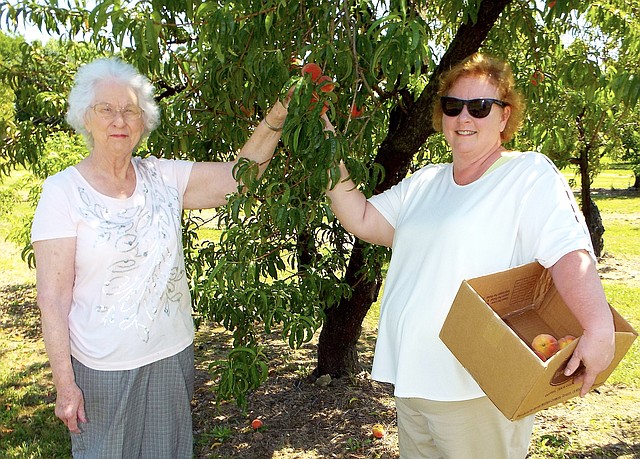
[{"left": 323, "top": 53, "right": 615, "bottom": 458}]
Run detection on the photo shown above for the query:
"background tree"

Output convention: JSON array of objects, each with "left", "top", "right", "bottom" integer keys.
[
  {"left": 1, "top": 0, "right": 639, "bottom": 405},
  {"left": 620, "top": 120, "right": 640, "bottom": 188}
]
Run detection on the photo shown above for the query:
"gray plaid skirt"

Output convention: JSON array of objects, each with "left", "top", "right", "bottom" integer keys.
[{"left": 70, "top": 344, "right": 194, "bottom": 459}]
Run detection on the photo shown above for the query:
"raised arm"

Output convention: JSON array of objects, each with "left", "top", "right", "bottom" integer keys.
[
  {"left": 549, "top": 249, "right": 616, "bottom": 396},
  {"left": 322, "top": 114, "right": 394, "bottom": 247},
  {"left": 183, "top": 100, "right": 288, "bottom": 209},
  {"left": 33, "top": 237, "right": 87, "bottom": 433}
]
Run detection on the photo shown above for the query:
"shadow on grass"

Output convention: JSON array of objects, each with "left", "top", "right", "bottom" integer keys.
[
  {"left": 0, "top": 283, "right": 40, "bottom": 340},
  {"left": 574, "top": 440, "right": 640, "bottom": 458},
  {"left": 0, "top": 362, "right": 70, "bottom": 459}
]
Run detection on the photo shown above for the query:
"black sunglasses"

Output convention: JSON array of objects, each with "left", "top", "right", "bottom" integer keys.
[{"left": 440, "top": 96, "right": 508, "bottom": 118}]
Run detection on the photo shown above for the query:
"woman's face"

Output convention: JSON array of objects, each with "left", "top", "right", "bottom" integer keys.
[
  {"left": 84, "top": 80, "right": 145, "bottom": 155},
  {"left": 442, "top": 75, "right": 510, "bottom": 159}
]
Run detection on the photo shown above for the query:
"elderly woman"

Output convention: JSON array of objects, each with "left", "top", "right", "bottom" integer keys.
[
  {"left": 30, "top": 57, "right": 288, "bottom": 458},
  {"left": 323, "top": 53, "right": 615, "bottom": 458}
]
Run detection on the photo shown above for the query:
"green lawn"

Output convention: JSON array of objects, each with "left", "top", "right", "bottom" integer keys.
[{"left": 563, "top": 165, "right": 636, "bottom": 190}]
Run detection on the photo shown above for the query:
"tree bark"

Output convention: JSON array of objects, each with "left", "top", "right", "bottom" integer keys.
[
  {"left": 315, "top": 240, "right": 382, "bottom": 376},
  {"left": 315, "top": 0, "right": 513, "bottom": 377}
]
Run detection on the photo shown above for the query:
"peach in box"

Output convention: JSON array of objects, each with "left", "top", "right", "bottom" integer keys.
[{"left": 439, "top": 262, "right": 637, "bottom": 421}]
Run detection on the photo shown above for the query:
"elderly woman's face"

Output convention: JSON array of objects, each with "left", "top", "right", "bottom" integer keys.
[
  {"left": 442, "top": 75, "right": 510, "bottom": 158},
  {"left": 84, "top": 80, "right": 145, "bottom": 154}
]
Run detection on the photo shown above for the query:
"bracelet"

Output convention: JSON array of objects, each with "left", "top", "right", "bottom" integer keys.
[{"left": 263, "top": 117, "right": 284, "bottom": 132}]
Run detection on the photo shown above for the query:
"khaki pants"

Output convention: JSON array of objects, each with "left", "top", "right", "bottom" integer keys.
[{"left": 395, "top": 396, "right": 534, "bottom": 459}]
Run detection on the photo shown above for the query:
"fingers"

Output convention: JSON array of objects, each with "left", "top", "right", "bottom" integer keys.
[
  {"left": 578, "top": 372, "right": 597, "bottom": 397},
  {"left": 78, "top": 401, "right": 88, "bottom": 424},
  {"left": 321, "top": 113, "right": 335, "bottom": 133},
  {"left": 563, "top": 353, "right": 582, "bottom": 377},
  {"left": 56, "top": 403, "right": 83, "bottom": 433},
  {"left": 66, "top": 414, "right": 82, "bottom": 434},
  {"left": 54, "top": 385, "right": 86, "bottom": 434},
  {"left": 563, "top": 352, "right": 598, "bottom": 397},
  {"left": 281, "top": 86, "right": 296, "bottom": 109}
]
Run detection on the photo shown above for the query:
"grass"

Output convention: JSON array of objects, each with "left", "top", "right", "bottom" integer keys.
[
  {"left": 602, "top": 282, "right": 640, "bottom": 386},
  {"left": 0, "top": 284, "right": 70, "bottom": 458},
  {"left": 563, "top": 164, "right": 636, "bottom": 190}
]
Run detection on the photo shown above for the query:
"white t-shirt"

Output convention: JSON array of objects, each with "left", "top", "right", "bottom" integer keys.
[
  {"left": 31, "top": 156, "right": 195, "bottom": 371},
  {"left": 368, "top": 152, "right": 594, "bottom": 401}
]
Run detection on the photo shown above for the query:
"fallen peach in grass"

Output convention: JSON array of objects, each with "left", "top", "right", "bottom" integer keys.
[
  {"left": 372, "top": 424, "right": 385, "bottom": 439},
  {"left": 251, "top": 418, "right": 263, "bottom": 430}
]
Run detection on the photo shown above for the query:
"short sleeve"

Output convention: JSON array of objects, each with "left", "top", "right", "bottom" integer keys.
[
  {"left": 31, "top": 172, "right": 77, "bottom": 243},
  {"left": 368, "top": 164, "right": 443, "bottom": 229},
  {"left": 517, "top": 156, "right": 594, "bottom": 267},
  {"left": 144, "top": 156, "right": 194, "bottom": 205}
]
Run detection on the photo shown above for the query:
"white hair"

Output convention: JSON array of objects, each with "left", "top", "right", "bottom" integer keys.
[{"left": 65, "top": 57, "right": 161, "bottom": 148}]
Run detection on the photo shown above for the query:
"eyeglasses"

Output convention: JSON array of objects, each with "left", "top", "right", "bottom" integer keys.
[
  {"left": 91, "top": 103, "right": 144, "bottom": 122},
  {"left": 440, "top": 96, "right": 508, "bottom": 118}
]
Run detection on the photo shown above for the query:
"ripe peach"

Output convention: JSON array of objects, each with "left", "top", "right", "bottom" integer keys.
[
  {"left": 558, "top": 335, "right": 576, "bottom": 349},
  {"left": 350, "top": 104, "right": 364, "bottom": 118},
  {"left": 531, "top": 333, "right": 559, "bottom": 360},
  {"left": 534, "top": 350, "right": 548, "bottom": 362},
  {"left": 372, "top": 424, "right": 385, "bottom": 439},
  {"left": 309, "top": 92, "right": 329, "bottom": 116},
  {"left": 301, "top": 63, "right": 322, "bottom": 82},
  {"left": 530, "top": 69, "right": 545, "bottom": 86},
  {"left": 317, "top": 75, "right": 335, "bottom": 92},
  {"left": 251, "top": 418, "right": 263, "bottom": 430}
]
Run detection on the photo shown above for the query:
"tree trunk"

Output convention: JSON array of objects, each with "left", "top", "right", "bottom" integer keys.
[
  {"left": 314, "top": 0, "right": 513, "bottom": 378},
  {"left": 315, "top": 240, "right": 383, "bottom": 376},
  {"left": 584, "top": 195, "right": 605, "bottom": 257},
  {"left": 578, "top": 145, "right": 604, "bottom": 257},
  {"left": 634, "top": 173, "right": 639, "bottom": 189}
]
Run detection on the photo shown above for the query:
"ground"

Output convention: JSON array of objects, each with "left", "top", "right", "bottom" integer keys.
[{"left": 189, "top": 323, "right": 639, "bottom": 459}]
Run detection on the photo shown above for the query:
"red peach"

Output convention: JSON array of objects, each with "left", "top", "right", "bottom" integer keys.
[
  {"left": 301, "top": 63, "right": 322, "bottom": 82},
  {"left": 317, "top": 75, "right": 335, "bottom": 92},
  {"left": 372, "top": 424, "right": 385, "bottom": 439},
  {"left": 534, "top": 350, "right": 548, "bottom": 362},
  {"left": 558, "top": 335, "right": 576, "bottom": 349},
  {"left": 251, "top": 418, "right": 263, "bottom": 430},
  {"left": 350, "top": 104, "right": 364, "bottom": 118},
  {"left": 309, "top": 92, "right": 329, "bottom": 116},
  {"left": 531, "top": 333, "right": 559, "bottom": 360}
]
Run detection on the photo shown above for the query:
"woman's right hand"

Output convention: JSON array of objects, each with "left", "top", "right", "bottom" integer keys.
[
  {"left": 321, "top": 112, "right": 336, "bottom": 134},
  {"left": 55, "top": 381, "right": 87, "bottom": 434}
]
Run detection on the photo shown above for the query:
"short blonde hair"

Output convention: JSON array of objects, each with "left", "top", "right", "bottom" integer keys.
[{"left": 432, "top": 53, "right": 524, "bottom": 143}]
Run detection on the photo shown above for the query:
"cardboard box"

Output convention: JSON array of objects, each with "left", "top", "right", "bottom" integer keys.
[{"left": 439, "top": 262, "right": 637, "bottom": 421}]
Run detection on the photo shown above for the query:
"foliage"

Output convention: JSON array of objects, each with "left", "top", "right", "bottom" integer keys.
[{"left": 1, "top": 0, "right": 640, "bottom": 405}]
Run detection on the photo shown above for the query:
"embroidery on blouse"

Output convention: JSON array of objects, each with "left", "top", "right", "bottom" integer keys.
[{"left": 77, "top": 160, "right": 185, "bottom": 343}]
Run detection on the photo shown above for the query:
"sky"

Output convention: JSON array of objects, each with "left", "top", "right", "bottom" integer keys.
[{"left": 3, "top": 0, "right": 95, "bottom": 43}]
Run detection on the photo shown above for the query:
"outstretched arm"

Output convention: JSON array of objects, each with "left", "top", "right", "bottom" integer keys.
[{"left": 183, "top": 100, "right": 288, "bottom": 209}]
